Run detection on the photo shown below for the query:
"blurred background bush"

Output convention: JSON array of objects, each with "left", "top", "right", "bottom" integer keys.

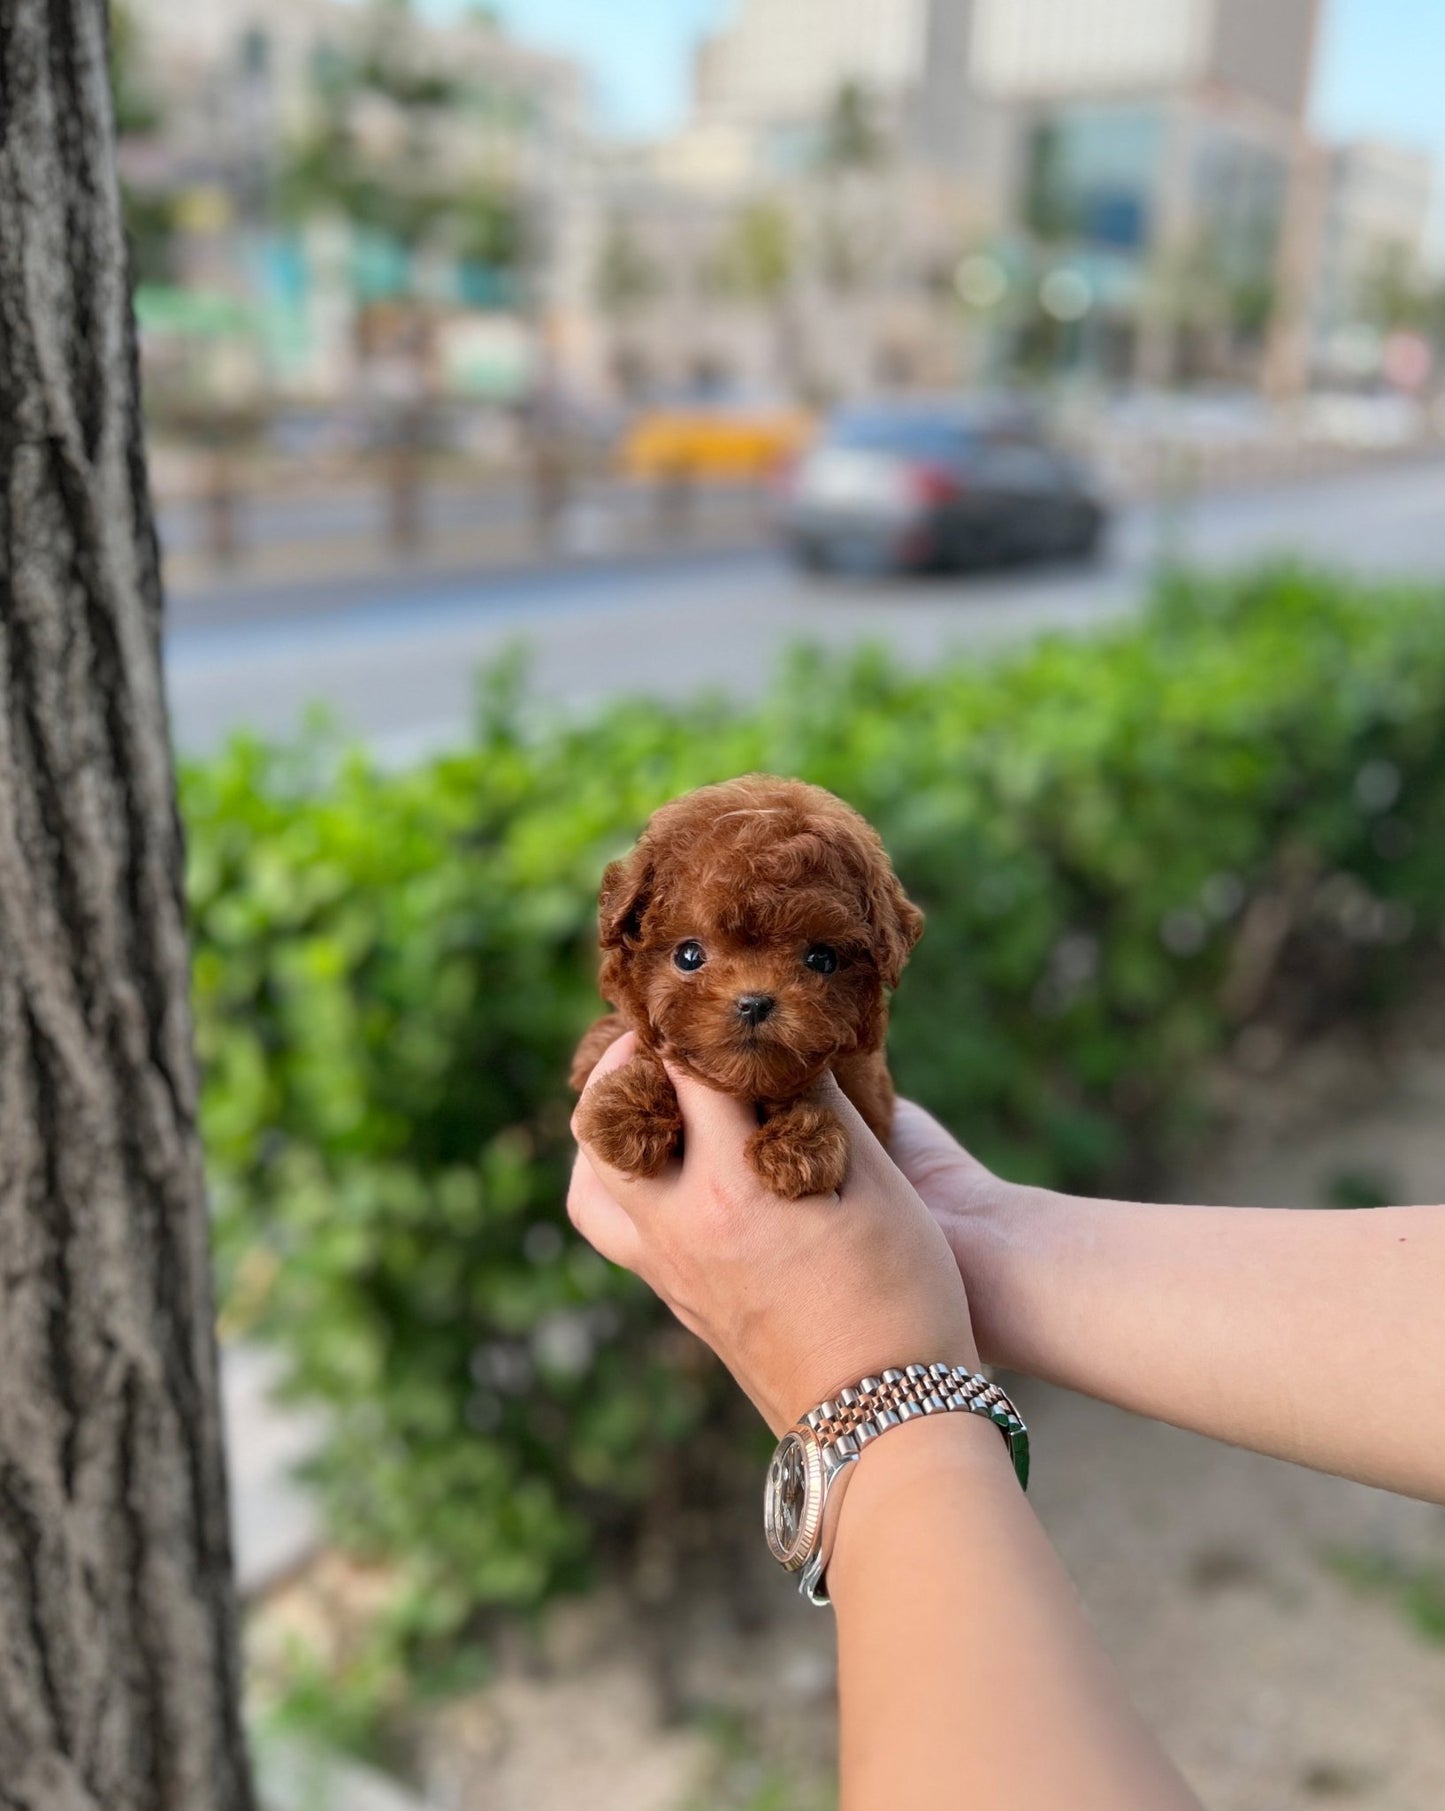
[{"left": 191, "top": 565, "right": 1445, "bottom": 1759}]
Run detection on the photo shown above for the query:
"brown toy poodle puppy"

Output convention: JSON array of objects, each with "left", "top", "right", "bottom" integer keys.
[{"left": 570, "top": 774, "right": 923, "bottom": 1199}]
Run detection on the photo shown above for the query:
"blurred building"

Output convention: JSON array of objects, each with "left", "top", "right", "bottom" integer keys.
[
  {"left": 968, "top": 0, "right": 1316, "bottom": 110},
  {"left": 1310, "top": 141, "right": 1434, "bottom": 376},
  {"left": 120, "top": 0, "right": 588, "bottom": 404},
  {"left": 589, "top": 0, "right": 995, "bottom": 403},
  {"left": 629, "top": 0, "right": 1330, "bottom": 399},
  {"left": 128, "top": 0, "right": 584, "bottom": 212},
  {"left": 117, "top": 0, "right": 1437, "bottom": 419},
  {"left": 695, "top": 0, "right": 929, "bottom": 140},
  {"left": 966, "top": 0, "right": 1323, "bottom": 385},
  {"left": 693, "top": 0, "right": 1004, "bottom": 187}
]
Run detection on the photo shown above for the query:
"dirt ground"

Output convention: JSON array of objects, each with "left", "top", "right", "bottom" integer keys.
[{"left": 258, "top": 1020, "right": 1445, "bottom": 1811}]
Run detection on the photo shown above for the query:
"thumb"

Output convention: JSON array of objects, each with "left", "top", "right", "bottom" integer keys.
[
  {"left": 587, "top": 1028, "right": 640, "bottom": 1084},
  {"left": 890, "top": 1098, "right": 996, "bottom": 1187},
  {"left": 808, "top": 1071, "right": 897, "bottom": 1191}
]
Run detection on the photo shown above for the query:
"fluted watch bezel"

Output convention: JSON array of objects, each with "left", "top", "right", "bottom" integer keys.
[{"left": 762, "top": 1425, "right": 824, "bottom": 1570}]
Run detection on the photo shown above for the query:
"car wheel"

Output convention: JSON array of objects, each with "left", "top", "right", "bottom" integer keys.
[
  {"left": 1072, "top": 512, "right": 1106, "bottom": 563},
  {"left": 791, "top": 538, "right": 831, "bottom": 575}
]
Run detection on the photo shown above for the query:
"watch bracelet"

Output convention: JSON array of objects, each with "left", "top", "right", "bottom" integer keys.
[{"left": 801, "top": 1361, "right": 1029, "bottom": 1492}]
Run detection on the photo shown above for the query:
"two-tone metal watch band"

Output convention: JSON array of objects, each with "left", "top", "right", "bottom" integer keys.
[
  {"left": 805, "top": 1362, "right": 1030, "bottom": 1491},
  {"left": 765, "top": 1362, "right": 1030, "bottom": 1607}
]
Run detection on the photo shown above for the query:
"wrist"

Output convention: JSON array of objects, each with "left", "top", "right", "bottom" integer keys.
[
  {"left": 763, "top": 1363, "right": 1029, "bottom": 1605},
  {"left": 826, "top": 1410, "right": 1014, "bottom": 1604},
  {"left": 939, "top": 1178, "right": 1067, "bottom": 1371},
  {"left": 772, "top": 1323, "right": 981, "bottom": 1435}
]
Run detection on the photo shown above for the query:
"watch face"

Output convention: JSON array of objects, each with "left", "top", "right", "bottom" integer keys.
[{"left": 763, "top": 1428, "right": 824, "bottom": 1569}]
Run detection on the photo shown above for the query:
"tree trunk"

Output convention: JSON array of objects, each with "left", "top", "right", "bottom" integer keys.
[{"left": 0, "top": 5, "right": 256, "bottom": 1809}]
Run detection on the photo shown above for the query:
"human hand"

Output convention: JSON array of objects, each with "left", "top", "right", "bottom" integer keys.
[
  {"left": 890, "top": 1098, "right": 1006, "bottom": 1222},
  {"left": 889, "top": 1099, "right": 1040, "bottom": 1369},
  {"left": 568, "top": 1033, "right": 980, "bottom": 1434},
  {"left": 887, "top": 1086, "right": 999, "bottom": 1216}
]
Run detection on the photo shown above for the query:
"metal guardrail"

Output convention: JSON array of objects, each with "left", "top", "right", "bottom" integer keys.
[{"left": 1090, "top": 430, "right": 1445, "bottom": 505}]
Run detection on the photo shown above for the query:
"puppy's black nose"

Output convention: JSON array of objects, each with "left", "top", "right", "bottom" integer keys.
[{"left": 736, "top": 993, "right": 775, "bottom": 1026}]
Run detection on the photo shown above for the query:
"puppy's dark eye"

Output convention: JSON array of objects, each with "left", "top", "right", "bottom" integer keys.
[
  {"left": 673, "top": 941, "right": 707, "bottom": 972},
  {"left": 804, "top": 945, "right": 838, "bottom": 975}
]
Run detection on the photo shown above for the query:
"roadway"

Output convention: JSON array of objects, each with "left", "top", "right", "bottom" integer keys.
[{"left": 167, "top": 457, "right": 1445, "bottom": 764}]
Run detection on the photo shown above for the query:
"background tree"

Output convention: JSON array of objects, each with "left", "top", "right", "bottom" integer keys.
[
  {"left": 594, "top": 219, "right": 663, "bottom": 399},
  {"left": 455, "top": 182, "right": 529, "bottom": 276},
  {"left": 818, "top": 78, "right": 884, "bottom": 176},
  {"left": 0, "top": 4, "right": 254, "bottom": 1808},
  {"left": 110, "top": 0, "right": 179, "bottom": 287},
  {"left": 812, "top": 86, "right": 886, "bottom": 300},
  {"left": 277, "top": 0, "right": 528, "bottom": 274},
  {"left": 1360, "top": 243, "right": 1429, "bottom": 336},
  {"left": 1022, "top": 121, "right": 1079, "bottom": 247},
  {"left": 714, "top": 198, "right": 798, "bottom": 391},
  {"left": 595, "top": 218, "right": 662, "bottom": 319},
  {"left": 108, "top": 0, "right": 159, "bottom": 134}
]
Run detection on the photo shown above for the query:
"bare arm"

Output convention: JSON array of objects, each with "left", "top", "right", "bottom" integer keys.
[
  {"left": 829, "top": 1411, "right": 1199, "bottom": 1811},
  {"left": 894, "top": 1102, "right": 1445, "bottom": 1503},
  {"left": 569, "top": 1037, "right": 1200, "bottom": 1810}
]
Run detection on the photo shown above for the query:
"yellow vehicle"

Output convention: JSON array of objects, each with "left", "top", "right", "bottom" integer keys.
[{"left": 619, "top": 394, "right": 814, "bottom": 482}]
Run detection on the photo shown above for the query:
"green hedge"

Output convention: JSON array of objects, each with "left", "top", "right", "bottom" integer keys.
[{"left": 188, "top": 566, "right": 1445, "bottom": 1665}]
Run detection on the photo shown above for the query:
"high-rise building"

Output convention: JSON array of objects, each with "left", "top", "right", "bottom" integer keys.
[
  {"left": 695, "top": 0, "right": 931, "bottom": 132},
  {"left": 968, "top": 0, "right": 1317, "bottom": 116},
  {"left": 693, "top": 0, "right": 1005, "bottom": 186}
]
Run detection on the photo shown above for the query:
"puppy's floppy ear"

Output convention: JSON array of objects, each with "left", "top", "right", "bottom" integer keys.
[
  {"left": 838, "top": 812, "right": 924, "bottom": 988},
  {"left": 598, "top": 847, "right": 653, "bottom": 950},
  {"left": 869, "top": 868, "right": 924, "bottom": 990}
]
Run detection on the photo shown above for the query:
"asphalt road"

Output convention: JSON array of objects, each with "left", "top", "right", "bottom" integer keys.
[{"left": 167, "top": 458, "right": 1445, "bottom": 763}]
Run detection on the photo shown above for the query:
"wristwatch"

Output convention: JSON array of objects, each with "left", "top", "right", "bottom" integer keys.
[{"left": 763, "top": 1362, "right": 1029, "bottom": 1607}]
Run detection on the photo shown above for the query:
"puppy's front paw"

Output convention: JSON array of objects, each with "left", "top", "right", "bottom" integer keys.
[
  {"left": 747, "top": 1103, "right": 848, "bottom": 1199},
  {"left": 574, "top": 1057, "right": 682, "bottom": 1178}
]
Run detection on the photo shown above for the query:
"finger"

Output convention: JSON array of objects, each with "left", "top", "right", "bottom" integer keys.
[
  {"left": 810, "top": 1071, "right": 891, "bottom": 1185},
  {"left": 566, "top": 1149, "right": 645, "bottom": 1272},
  {"left": 660, "top": 1058, "right": 757, "bottom": 1161}
]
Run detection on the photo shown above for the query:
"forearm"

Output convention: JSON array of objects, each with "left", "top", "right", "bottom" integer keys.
[
  {"left": 953, "top": 1185, "right": 1445, "bottom": 1501},
  {"left": 828, "top": 1413, "right": 1199, "bottom": 1811}
]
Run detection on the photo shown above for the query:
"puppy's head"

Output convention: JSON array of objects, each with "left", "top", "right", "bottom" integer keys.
[{"left": 597, "top": 775, "right": 923, "bottom": 1100}]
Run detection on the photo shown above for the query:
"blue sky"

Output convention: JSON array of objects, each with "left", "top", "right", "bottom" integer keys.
[
  {"left": 485, "top": 0, "right": 718, "bottom": 133},
  {"left": 466, "top": 0, "right": 1445, "bottom": 172},
  {"left": 1313, "top": 0, "right": 1445, "bottom": 163}
]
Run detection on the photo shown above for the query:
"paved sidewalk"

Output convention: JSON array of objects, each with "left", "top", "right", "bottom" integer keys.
[{"left": 222, "top": 1342, "right": 326, "bottom": 1599}]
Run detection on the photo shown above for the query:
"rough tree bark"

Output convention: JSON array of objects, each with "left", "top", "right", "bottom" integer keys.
[{"left": 0, "top": 4, "right": 255, "bottom": 1808}]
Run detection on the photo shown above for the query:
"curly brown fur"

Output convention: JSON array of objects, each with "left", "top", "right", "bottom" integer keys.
[
  {"left": 572, "top": 1047, "right": 682, "bottom": 1178},
  {"left": 747, "top": 1099, "right": 850, "bottom": 1198},
  {"left": 570, "top": 775, "right": 923, "bottom": 1199}
]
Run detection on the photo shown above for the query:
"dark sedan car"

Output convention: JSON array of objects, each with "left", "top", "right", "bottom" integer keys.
[{"left": 778, "top": 398, "right": 1107, "bottom": 575}]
